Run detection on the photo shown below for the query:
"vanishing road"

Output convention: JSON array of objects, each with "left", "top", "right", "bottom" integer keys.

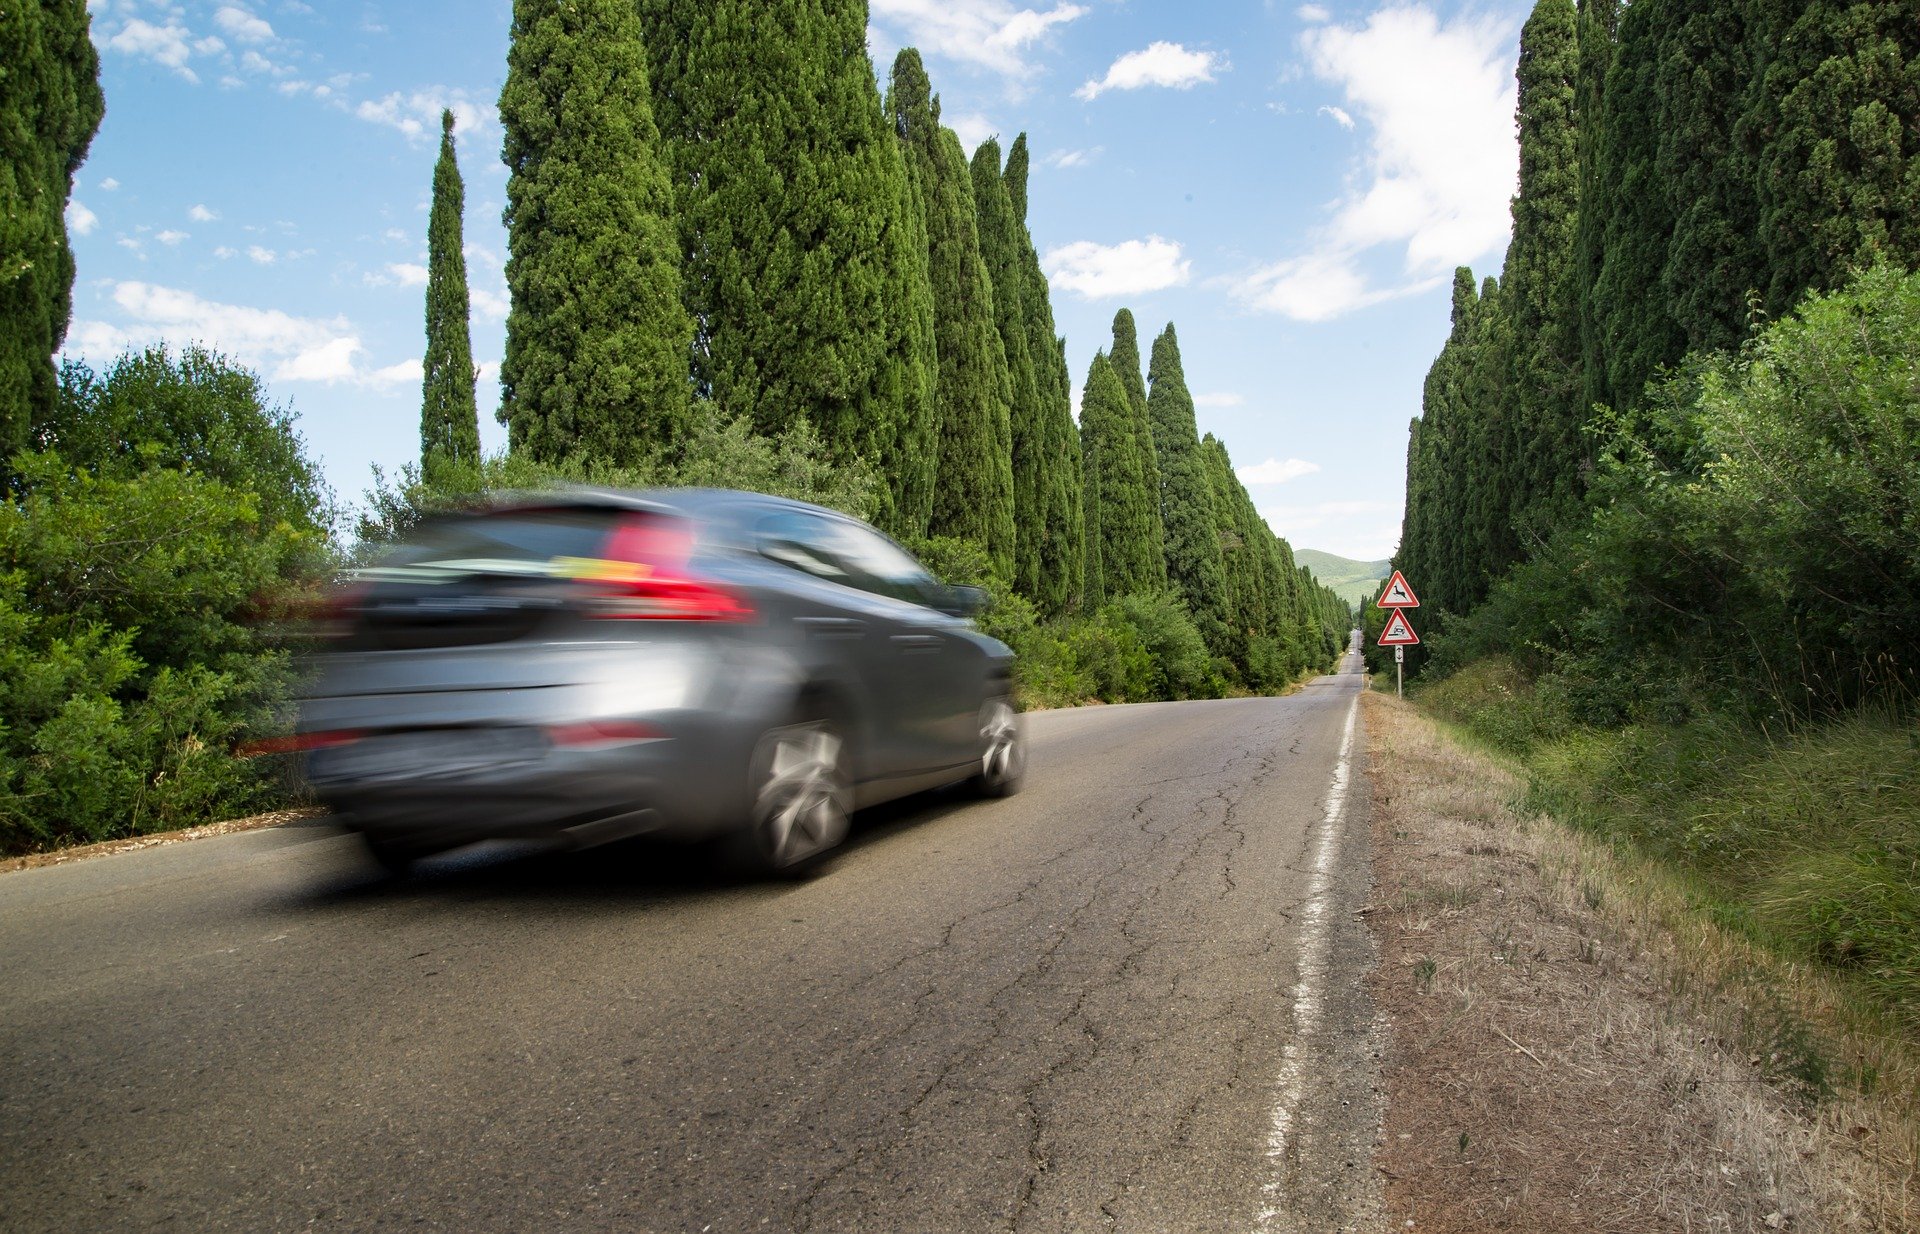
[{"left": 1, "top": 654, "right": 1379, "bottom": 1233}]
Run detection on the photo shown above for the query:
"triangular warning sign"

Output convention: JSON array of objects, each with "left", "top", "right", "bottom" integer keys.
[
  {"left": 1377, "top": 609, "right": 1420, "bottom": 646},
  {"left": 1375, "top": 570, "right": 1420, "bottom": 609}
]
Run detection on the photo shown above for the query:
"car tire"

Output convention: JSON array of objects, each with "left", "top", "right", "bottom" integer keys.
[
  {"left": 964, "top": 695, "right": 1025, "bottom": 798},
  {"left": 728, "top": 714, "right": 852, "bottom": 877}
]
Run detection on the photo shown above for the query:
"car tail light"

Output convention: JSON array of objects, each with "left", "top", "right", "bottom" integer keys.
[
  {"left": 570, "top": 515, "right": 755, "bottom": 622},
  {"left": 237, "top": 730, "right": 363, "bottom": 758},
  {"left": 548, "top": 719, "right": 662, "bottom": 748}
]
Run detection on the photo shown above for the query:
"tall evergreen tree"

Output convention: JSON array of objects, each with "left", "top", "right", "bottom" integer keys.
[
  {"left": 1570, "top": 0, "right": 1619, "bottom": 436},
  {"left": 1502, "top": 0, "right": 1585, "bottom": 548},
  {"left": 421, "top": 110, "right": 480, "bottom": 476},
  {"left": 1, "top": 0, "right": 102, "bottom": 457},
  {"left": 1107, "top": 309, "right": 1167, "bottom": 586},
  {"left": 635, "top": 0, "right": 938, "bottom": 536},
  {"left": 970, "top": 138, "right": 1044, "bottom": 595},
  {"left": 1080, "top": 352, "right": 1161, "bottom": 600},
  {"left": 1748, "top": 0, "right": 1920, "bottom": 316},
  {"left": 885, "top": 51, "right": 1015, "bottom": 573},
  {"left": 1146, "top": 324, "right": 1231, "bottom": 654},
  {"left": 1005, "top": 134, "right": 1084, "bottom": 615},
  {"left": 498, "top": 0, "right": 691, "bottom": 467}
]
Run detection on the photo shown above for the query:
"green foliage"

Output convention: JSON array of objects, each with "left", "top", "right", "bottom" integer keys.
[
  {"left": 1005, "top": 134, "right": 1085, "bottom": 617},
  {"left": 40, "top": 345, "right": 334, "bottom": 540},
  {"left": 0, "top": 447, "right": 315, "bottom": 852},
  {"left": 0, "top": 0, "right": 102, "bottom": 457},
  {"left": 884, "top": 51, "right": 1014, "bottom": 572},
  {"left": 1106, "top": 310, "right": 1167, "bottom": 580},
  {"left": 1079, "top": 353, "right": 1163, "bottom": 601},
  {"left": 499, "top": 0, "right": 691, "bottom": 466},
  {"left": 421, "top": 109, "right": 480, "bottom": 477},
  {"left": 970, "top": 138, "right": 1045, "bottom": 597},
  {"left": 636, "top": 0, "right": 937, "bottom": 537},
  {"left": 1103, "top": 592, "right": 1217, "bottom": 700},
  {"left": 1146, "top": 324, "right": 1231, "bottom": 657}
]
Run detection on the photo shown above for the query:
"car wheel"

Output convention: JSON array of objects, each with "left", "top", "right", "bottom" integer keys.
[
  {"left": 731, "top": 717, "right": 851, "bottom": 876},
  {"left": 965, "top": 695, "right": 1025, "bottom": 798}
]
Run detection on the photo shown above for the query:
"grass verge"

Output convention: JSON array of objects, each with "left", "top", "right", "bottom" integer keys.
[{"left": 1364, "top": 688, "right": 1918, "bottom": 1231}]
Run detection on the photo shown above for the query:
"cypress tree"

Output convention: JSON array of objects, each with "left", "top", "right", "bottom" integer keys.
[
  {"left": 421, "top": 110, "right": 480, "bottom": 477},
  {"left": 1571, "top": 0, "right": 1619, "bottom": 438},
  {"left": 498, "top": 0, "right": 691, "bottom": 467},
  {"left": 885, "top": 51, "right": 1015, "bottom": 573},
  {"left": 1200, "top": 434, "right": 1252, "bottom": 670},
  {"left": 1585, "top": 0, "right": 1686, "bottom": 413},
  {"left": 1146, "top": 324, "right": 1231, "bottom": 655},
  {"left": 1, "top": 0, "right": 102, "bottom": 456},
  {"left": 1107, "top": 309, "right": 1167, "bottom": 586},
  {"left": 1749, "top": 0, "right": 1920, "bottom": 316},
  {"left": 635, "top": 0, "right": 938, "bottom": 536},
  {"left": 1006, "top": 134, "right": 1084, "bottom": 615},
  {"left": 1081, "top": 352, "right": 1161, "bottom": 600},
  {"left": 970, "top": 138, "right": 1044, "bottom": 595},
  {"left": 1502, "top": 0, "right": 1585, "bottom": 548}
]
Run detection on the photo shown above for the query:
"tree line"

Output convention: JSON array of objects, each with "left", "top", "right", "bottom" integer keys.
[
  {"left": 416, "top": 0, "right": 1349, "bottom": 696},
  {"left": 0, "top": 0, "right": 1347, "bottom": 852},
  {"left": 1391, "top": 0, "right": 1920, "bottom": 706}
]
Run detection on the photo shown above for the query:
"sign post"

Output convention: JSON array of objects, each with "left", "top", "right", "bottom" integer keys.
[{"left": 1374, "top": 572, "right": 1421, "bottom": 698}]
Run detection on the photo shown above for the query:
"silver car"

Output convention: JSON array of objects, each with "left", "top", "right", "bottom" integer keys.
[{"left": 299, "top": 488, "right": 1024, "bottom": 874}]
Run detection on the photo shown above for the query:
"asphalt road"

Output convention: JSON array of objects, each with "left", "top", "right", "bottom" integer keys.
[{"left": 1, "top": 654, "right": 1380, "bottom": 1233}]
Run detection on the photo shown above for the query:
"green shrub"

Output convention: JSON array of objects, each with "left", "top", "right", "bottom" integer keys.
[{"left": 1101, "top": 592, "right": 1218, "bottom": 700}]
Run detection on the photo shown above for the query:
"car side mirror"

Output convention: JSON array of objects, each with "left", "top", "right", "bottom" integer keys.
[{"left": 937, "top": 584, "right": 989, "bottom": 617}]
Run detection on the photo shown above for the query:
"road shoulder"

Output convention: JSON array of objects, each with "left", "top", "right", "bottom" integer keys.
[{"left": 1362, "top": 689, "right": 1908, "bottom": 1232}]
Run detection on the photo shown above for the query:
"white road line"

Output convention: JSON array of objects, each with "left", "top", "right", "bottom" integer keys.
[{"left": 1253, "top": 687, "right": 1360, "bottom": 1231}]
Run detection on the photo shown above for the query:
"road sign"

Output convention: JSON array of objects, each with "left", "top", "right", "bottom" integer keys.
[
  {"left": 1378, "top": 609, "right": 1420, "bottom": 646},
  {"left": 1375, "top": 570, "right": 1420, "bottom": 609},
  {"left": 1394, "top": 646, "right": 1404, "bottom": 663}
]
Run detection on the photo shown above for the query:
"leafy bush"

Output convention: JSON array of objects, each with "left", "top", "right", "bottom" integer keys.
[
  {"left": 1101, "top": 592, "right": 1218, "bottom": 700},
  {"left": 0, "top": 350, "right": 329, "bottom": 854}
]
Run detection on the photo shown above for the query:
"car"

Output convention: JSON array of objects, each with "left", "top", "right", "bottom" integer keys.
[{"left": 295, "top": 487, "right": 1024, "bottom": 875}]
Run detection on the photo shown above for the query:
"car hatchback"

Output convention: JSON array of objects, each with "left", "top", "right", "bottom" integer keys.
[{"left": 298, "top": 488, "right": 1024, "bottom": 874}]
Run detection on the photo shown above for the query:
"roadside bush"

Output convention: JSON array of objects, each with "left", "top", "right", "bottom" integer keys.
[{"left": 1101, "top": 592, "right": 1218, "bottom": 700}]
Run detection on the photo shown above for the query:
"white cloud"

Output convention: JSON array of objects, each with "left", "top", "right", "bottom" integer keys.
[
  {"left": 214, "top": 245, "right": 237, "bottom": 259},
  {"left": 189, "top": 204, "right": 218, "bottom": 223},
  {"left": 214, "top": 6, "right": 275, "bottom": 43},
  {"left": 470, "top": 287, "right": 510, "bottom": 321},
  {"left": 1044, "top": 235, "right": 1191, "bottom": 300},
  {"left": 239, "top": 49, "right": 291, "bottom": 76},
  {"left": 1076, "top": 42, "right": 1222, "bottom": 101},
  {"left": 156, "top": 229, "right": 188, "bottom": 246},
  {"left": 66, "top": 201, "right": 98, "bottom": 236},
  {"left": 1298, "top": 3, "right": 1332, "bottom": 20},
  {"left": 869, "top": 0, "right": 1086, "bottom": 77},
  {"left": 1233, "top": 5, "right": 1518, "bottom": 322},
  {"left": 193, "top": 35, "right": 226, "bottom": 55},
  {"left": 384, "top": 227, "right": 409, "bottom": 242},
  {"left": 247, "top": 245, "right": 276, "bottom": 264},
  {"left": 106, "top": 19, "right": 203, "bottom": 83},
  {"left": 1237, "top": 457, "right": 1321, "bottom": 485},
  {"left": 356, "top": 90, "right": 495, "bottom": 143},
  {"left": 364, "top": 262, "right": 428, "bottom": 288},
  {"left": 64, "top": 281, "right": 372, "bottom": 385},
  {"left": 100, "top": 177, "right": 120, "bottom": 191},
  {"left": 1317, "top": 104, "right": 1354, "bottom": 129},
  {"left": 1043, "top": 146, "right": 1101, "bottom": 169},
  {"left": 1193, "top": 391, "right": 1244, "bottom": 408},
  {"left": 947, "top": 113, "right": 999, "bottom": 156},
  {"left": 117, "top": 237, "right": 144, "bottom": 256},
  {"left": 366, "top": 357, "right": 421, "bottom": 390}
]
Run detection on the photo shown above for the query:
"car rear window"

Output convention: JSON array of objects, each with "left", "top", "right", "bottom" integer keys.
[{"left": 378, "top": 508, "right": 625, "bottom": 575}]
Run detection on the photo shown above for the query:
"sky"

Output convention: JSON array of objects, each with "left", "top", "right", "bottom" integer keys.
[{"left": 65, "top": 0, "right": 1533, "bottom": 563}]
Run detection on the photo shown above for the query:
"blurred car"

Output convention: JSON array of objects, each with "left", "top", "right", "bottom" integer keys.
[{"left": 296, "top": 488, "right": 1024, "bottom": 874}]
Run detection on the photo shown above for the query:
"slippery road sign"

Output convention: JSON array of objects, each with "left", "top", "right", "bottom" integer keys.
[
  {"left": 1377, "top": 609, "right": 1420, "bottom": 646},
  {"left": 1375, "top": 570, "right": 1420, "bottom": 609}
]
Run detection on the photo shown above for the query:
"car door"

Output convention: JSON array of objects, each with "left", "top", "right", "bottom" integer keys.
[{"left": 817, "top": 519, "right": 982, "bottom": 774}]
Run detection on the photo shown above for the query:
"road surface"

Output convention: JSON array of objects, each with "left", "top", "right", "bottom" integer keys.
[{"left": 1, "top": 655, "right": 1379, "bottom": 1232}]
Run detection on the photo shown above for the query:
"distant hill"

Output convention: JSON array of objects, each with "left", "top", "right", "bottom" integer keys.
[{"left": 1295, "top": 550, "right": 1392, "bottom": 610}]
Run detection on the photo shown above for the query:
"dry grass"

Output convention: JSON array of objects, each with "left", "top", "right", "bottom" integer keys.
[
  {"left": 0, "top": 807, "right": 326, "bottom": 875},
  {"left": 1364, "top": 690, "right": 1919, "bottom": 1232}
]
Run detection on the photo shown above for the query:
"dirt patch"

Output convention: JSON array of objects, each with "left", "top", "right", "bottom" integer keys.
[
  {"left": 1363, "top": 690, "right": 1915, "bottom": 1232},
  {"left": 0, "top": 807, "right": 328, "bottom": 875}
]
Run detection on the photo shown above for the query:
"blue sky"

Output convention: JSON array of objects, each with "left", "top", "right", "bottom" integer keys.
[{"left": 67, "top": 0, "right": 1532, "bottom": 561}]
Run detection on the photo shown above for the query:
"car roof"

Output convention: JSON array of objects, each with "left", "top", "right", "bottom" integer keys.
[{"left": 480, "top": 486, "right": 864, "bottom": 533}]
